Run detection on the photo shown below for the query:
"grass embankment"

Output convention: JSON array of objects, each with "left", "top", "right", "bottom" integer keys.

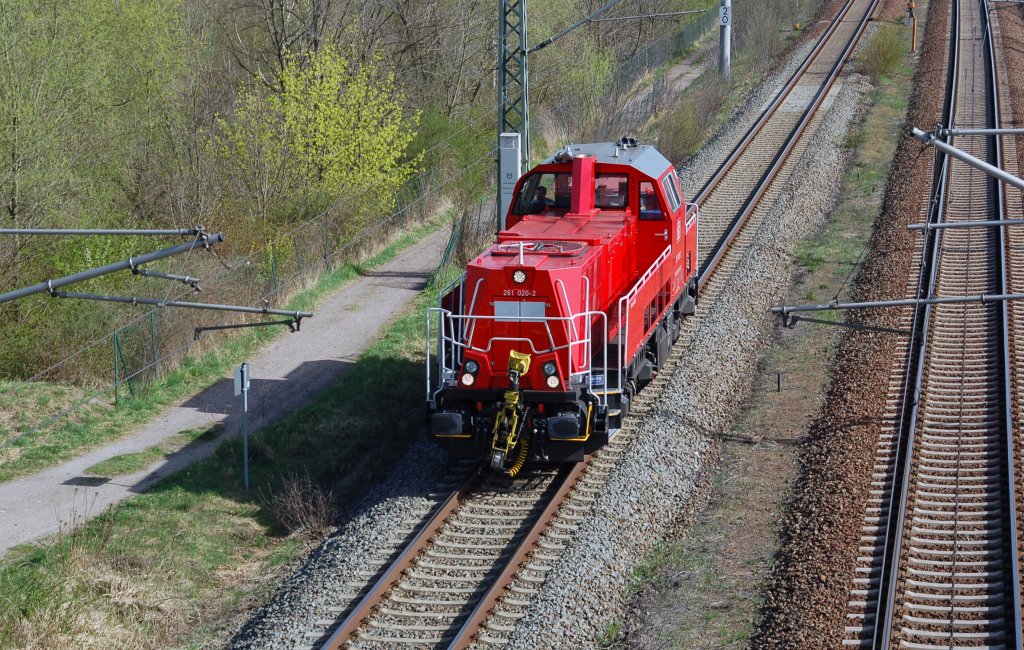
[
  {"left": 643, "top": 3, "right": 816, "bottom": 163},
  {"left": 615, "top": 25, "right": 918, "bottom": 649},
  {"left": 0, "top": 220, "right": 442, "bottom": 484},
  {"left": 0, "top": 258, "right": 460, "bottom": 648}
]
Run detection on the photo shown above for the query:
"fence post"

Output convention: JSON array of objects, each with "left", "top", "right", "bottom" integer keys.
[
  {"left": 114, "top": 330, "right": 120, "bottom": 405},
  {"left": 270, "top": 240, "right": 279, "bottom": 295},
  {"left": 150, "top": 311, "right": 160, "bottom": 380},
  {"left": 321, "top": 217, "right": 332, "bottom": 272},
  {"left": 294, "top": 235, "right": 303, "bottom": 279}
]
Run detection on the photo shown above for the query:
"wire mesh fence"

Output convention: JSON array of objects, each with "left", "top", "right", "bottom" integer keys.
[
  {"left": 435, "top": 195, "right": 498, "bottom": 275},
  {"left": 597, "top": 5, "right": 720, "bottom": 136},
  {"left": 611, "top": 5, "right": 720, "bottom": 97},
  {"left": 0, "top": 147, "right": 497, "bottom": 454}
]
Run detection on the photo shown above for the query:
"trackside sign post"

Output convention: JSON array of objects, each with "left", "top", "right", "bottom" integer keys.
[
  {"left": 720, "top": 0, "right": 732, "bottom": 81},
  {"left": 234, "top": 362, "right": 251, "bottom": 494}
]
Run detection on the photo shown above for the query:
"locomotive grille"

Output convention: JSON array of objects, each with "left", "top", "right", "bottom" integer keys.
[{"left": 492, "top": 240, "right": 586, "bottom": 256}]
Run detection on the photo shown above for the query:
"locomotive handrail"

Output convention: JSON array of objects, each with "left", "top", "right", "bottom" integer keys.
[
  {"left": 426, "top": 306, "right": 609, "bottom": 408},
  {"left": 555, "top": 277, "right": 593, "bottom": 357},
  {"left": 462, "top": 276, "right": 487, "bottom": 348},
  {"left": 616, "top": 245, "right": 672, "bottom": 371},
  {"left": 686, "top": 202, "right": 699, "bottom": 280},
  {"left": 685, "top": 201, "right": 699, "bottom": 229}
]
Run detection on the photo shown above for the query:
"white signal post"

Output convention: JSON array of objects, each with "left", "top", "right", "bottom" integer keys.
[
  {"left": 234, "top": 362, "right": 251, "bottom": 494},
  {"left": 720, "top": 0, "right": 732, "bottom": 81}
]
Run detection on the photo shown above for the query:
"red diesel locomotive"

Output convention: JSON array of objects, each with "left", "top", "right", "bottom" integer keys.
[{"left": 427, "top": 139, "right": 699, "bottom": 475}]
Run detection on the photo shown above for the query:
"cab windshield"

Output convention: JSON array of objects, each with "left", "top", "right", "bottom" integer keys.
[{"left": 513, "top": 172, "right": 572, "bottom": 216}]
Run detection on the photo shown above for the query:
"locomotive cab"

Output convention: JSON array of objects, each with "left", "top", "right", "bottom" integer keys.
[{"left": 427, "top": 139, "right": 699, "bottom": 475}]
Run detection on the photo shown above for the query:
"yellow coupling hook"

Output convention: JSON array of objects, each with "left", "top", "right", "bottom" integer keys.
[{"left": 489, "top": 351, "right": 532, "bottom": 472}]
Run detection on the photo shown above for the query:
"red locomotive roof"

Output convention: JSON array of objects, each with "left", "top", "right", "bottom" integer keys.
[
  {"left": 497, "top": 211, "right": 625, "bottom": 246},
  {"left": 474, "top": 215, "right": 624, "bottom": 273}
]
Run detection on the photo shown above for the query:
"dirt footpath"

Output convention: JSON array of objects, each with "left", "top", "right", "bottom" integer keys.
[{"left": 0, "top": 228, "right": 448, "bottom": 558}]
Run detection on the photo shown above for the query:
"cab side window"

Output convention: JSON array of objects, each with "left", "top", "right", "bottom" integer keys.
[
  {"left": 661, "top": 173, "right": 682, "bottom": 213},
  {"left": 639, "top": 182, "right": 665, "bottom": 221}
]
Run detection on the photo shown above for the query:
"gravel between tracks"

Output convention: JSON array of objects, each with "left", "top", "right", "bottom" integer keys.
[
  {"left": 229, "top": 437, "right": 452, "bottom": 649},
  {"left": 999, "top": 6, "right": 1024, "bottom": 175},
  {"left": 504, "top": 74, "right": 871, "bottom": 650}
]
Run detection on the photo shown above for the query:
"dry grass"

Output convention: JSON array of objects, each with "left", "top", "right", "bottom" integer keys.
[
  {"left": 261, "top": 473, "right": 337, "bottom": 536},
  {"left": 0, "top": 380, "right": 87, "bottom": 447},
  {"left": 859, "top": 23, "right": 905, "bottom": 80},
  {"left": 653, "top": 79, "right": 732, "bottom": 162},
  {"left": 3, "top": 515, "right": 191, "bottom": 649}
]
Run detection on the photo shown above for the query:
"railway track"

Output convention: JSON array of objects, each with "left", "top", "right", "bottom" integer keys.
[
  {"left": 322, "top": 466, "right": 570, "bottom": 648},
  {"left": 303, "top": 317, "right": 696, "bottom": 649},
  {"left": 287, "top": 0, "right": 882, "bottom": 645},
  {"left": 693, "top": 0, "right": 877, "bottom": 296},
  {"left": 313, "top": 430, "right": 641, "bottom": 648},
  {"left": 840, "top": 0, "right": 1024, "bottom": 646}
]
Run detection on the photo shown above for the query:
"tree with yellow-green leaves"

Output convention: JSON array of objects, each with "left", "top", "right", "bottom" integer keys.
[{"left": 217, "top": 46, "right": 420, "bottom": 241}]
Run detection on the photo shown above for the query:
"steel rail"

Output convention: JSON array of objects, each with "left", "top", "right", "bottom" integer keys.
[
  {"left": 873, "top": 0, "right": 961, "bottom": 643},
  {"left": 320, "top": 463, "right": 582, "bottom": 649},
  {"left": 986, "top": 0, "right": 1022, "bottom": 637},
  {"left": 446, "top": 459, "right": 589, "bottom": 649},
  {"left": 320, "top": 469, "right": 482, "bottom": 649},
  {"left": 695, "top": 0, "right": 881, "bottom": 290}
]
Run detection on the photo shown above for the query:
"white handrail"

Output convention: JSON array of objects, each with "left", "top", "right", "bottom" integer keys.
[
  {"left": 617, "top": 245, "right": 672, "bottom": 370},
  {"left": 426, "top": 303, "right": 609, "bottom": 407}
]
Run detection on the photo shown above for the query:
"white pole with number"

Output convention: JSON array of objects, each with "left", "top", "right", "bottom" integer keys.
[{"left": 720, "top": 0, "right": 732, "bottom": 81}]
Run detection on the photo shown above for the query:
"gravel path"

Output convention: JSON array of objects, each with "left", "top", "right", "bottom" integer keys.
[{"left": 0, "top": 228, "right": 448, "bottom": 558}]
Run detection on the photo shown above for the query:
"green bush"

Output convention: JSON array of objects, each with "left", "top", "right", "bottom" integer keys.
[
  {"left": 649, "top": 79, "right": 729, "bottom": 163},
  {"left": 860, "top": 24, "right": 904, "bottom": 81}
]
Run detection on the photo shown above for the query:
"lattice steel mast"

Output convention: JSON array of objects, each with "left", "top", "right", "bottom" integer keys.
[{"left": 498, "top": 0, "right": 530, "bottom": 164}]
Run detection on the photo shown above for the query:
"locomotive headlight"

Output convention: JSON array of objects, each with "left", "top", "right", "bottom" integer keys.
[
  {"left": 464, "top": 360, "right": 479, "bottom": 374},
  {"left": 512, "top": 270, "right": 527, "bottom": 284},
  {"left": 546, "top": 375, "right": 561, "bottom": 389},
  {"left": 542, "top": 362, "right": 557, "bottom": 376},
  {"left": 461, "top": 373, "right": 476, "bottom": 386}
]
